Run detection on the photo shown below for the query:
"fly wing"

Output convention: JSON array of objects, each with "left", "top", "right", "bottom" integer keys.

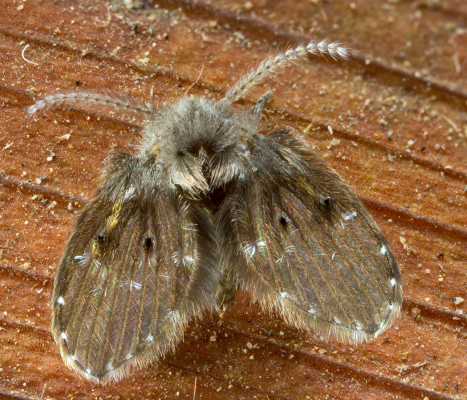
[
  {"left": 222, "top": 128, "right": 402, "bottom": 343},
  {"left": 52, "top": 152, "right": 220, "bottom": 383}
]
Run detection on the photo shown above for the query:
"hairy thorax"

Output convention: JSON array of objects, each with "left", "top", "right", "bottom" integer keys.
[{"left": 142, "top": 98, "right": 258, "bottom": 200}]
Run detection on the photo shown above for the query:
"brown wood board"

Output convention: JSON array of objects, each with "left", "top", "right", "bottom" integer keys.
[{"left": 0, "top": 0, "right": 466, "bottom": 399}]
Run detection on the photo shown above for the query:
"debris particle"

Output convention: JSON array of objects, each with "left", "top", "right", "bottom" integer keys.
[
  {"left": 329, "top": 138, "right": 341, "bottom": 149},
  {"left": 21, "top": 262, "right": 31, "bottom": 270},
  {"left": 413, "top": 361, "right": 427, "bottom": 369},
  {"left": 304, "top": 123, "right": 313, "bottom": 134},
  {"left": 452, "top": 297, "right": 464, "bottom": 305},
  {"left": 2, "top": 142, "right": 13, "bottom": 151},
  {"left": 244, "top": 1, "right": 253, "bottom": 10}
]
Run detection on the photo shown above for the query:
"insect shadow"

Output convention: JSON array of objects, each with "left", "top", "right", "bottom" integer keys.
[{"left": 29, "top": 40, "right": 402, "bottom": 384}]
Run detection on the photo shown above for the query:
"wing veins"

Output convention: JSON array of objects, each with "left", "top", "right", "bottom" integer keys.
[
  {"left": 95, "top": 216, "right": 151, "bottom": 374},
  {"left": 129, "top": 223, "right": 155, "bottom": 358},
  {"left": 82, "top": 212, "right": 138, "bottom": 373},
  {"left": 288, "top": 189, "right": 387, "bottom": 326},
  {"left": 269, "top": 195, "right": 314, "bottom": 311},
  {"left": 58, "top": 203, "right": 113, "bottom": 351},
  {"left": 110, "top": 217, "right": 144, "bottom": 368},
  {"left": 276, "top": 190, "right": 359, "bottom": 327}
]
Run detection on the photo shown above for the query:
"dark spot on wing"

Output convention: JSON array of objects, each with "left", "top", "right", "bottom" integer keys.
[
  {"left": 314, "top": 195, "right": 339, "bottom": 224},
  {"left": 279, "top": 216, "right": 288, "bottom": 228},
  {"left": 144, "top": 237, "right": 153, "bottom": 251}
]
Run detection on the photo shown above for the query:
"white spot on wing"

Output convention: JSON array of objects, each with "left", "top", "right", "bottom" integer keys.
[
  {"left": 280, "top": 291, "right": 293, "bottom": 300},
  {"left": 390, "top": 277, "right": 397, "bottom": 287},
  {"left": 91, "top": 286, "right": 100, "bottom": 296},
  {"left": 308, "top": 308, "right": 316, "bottom": 315},
  {"left": 380, "top": 245, "right": 387, "bottom": 255},
  {"left": 183, "top": 255, "right": 196, "bottom": 268},
  {"left": 130, "top": 281, "right": 142, "bottom": 291},
  {"left": 172, "top": 251, "right": 180, "bottom": 266},
  {"left": 57, "top": 296, "right": 65, "bottom": 305},
  {"left": 243, "top": 243, "right": 256, "bottom": 258},
  {"left": 280, "top": 291, "right": 302, "bottom": 306},
  {"left": 342, "top": 211, "right": 357, "bottom": 221},
  {"left": 183, "top": 223, "right": 198, "bottom": 232},
  {"left": 61, "top": 332, "right": 67, "bottom": 340},
  {"left": 74, "top": 254, "right": 89, "bottom": 267}
]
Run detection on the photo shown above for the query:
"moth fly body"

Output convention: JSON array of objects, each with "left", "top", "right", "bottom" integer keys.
[{"left": 30, "top": 39, "right": 402, "bottom": 384}]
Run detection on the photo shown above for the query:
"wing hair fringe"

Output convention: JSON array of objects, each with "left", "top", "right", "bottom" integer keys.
[
  {"left": 242, "top": 279, "right": 403, "bottom": 344},
  {"left": 55, "top": 302, "right": 210, "bottom": 385}
]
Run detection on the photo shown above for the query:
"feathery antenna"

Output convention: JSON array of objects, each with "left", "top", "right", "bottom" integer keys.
[
  {"left": 223, "top": 40, "right": 349, "bottom": 104},
  {"left": 28, "top": 91, "right": 157, "bottom": 117}
]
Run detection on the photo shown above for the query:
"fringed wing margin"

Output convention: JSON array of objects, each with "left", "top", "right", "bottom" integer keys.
[
  {"left": 52, "top": 152, "right": 220, "bottom": 384},
  {"left": 220, "top": 128, "right": 402, "bottom": 344}
]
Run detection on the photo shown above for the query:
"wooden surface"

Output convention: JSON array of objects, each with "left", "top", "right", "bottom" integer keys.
[{"left": 0, "top": 0, "right": 466, "bottom": 399}]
